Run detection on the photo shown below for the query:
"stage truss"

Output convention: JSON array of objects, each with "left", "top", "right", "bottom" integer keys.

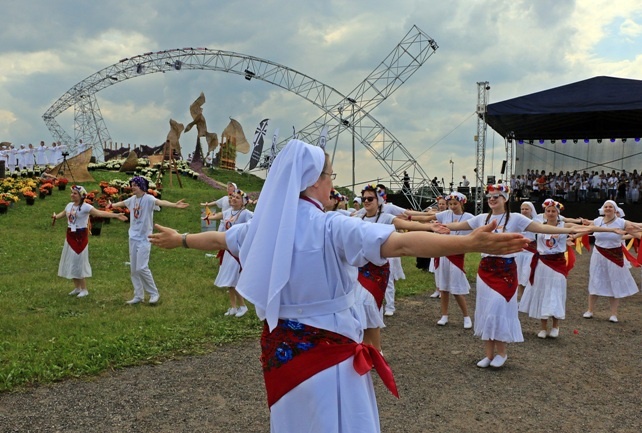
[{"left": 43, "top": 26, "right": 440, "bottom": 208}]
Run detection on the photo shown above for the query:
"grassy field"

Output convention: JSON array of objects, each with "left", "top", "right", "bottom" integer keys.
[{"left": 0, "top": 169, "right": 480, "bottom": 392}]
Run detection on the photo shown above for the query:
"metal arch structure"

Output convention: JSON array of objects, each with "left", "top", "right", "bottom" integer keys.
[{"left": 43, "top": 25, "right": 440, "bottom": 208}]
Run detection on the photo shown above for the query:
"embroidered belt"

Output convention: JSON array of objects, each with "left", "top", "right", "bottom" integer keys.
[
  {"left": 596, "top": 245, "right": 624, "bottom": 268},
  {"left": 478, "top": 257, "right": 517, "bottom": 302},
  {"left": 357, "top": 261, "right": 390, "bottom": 309},
  {"left": 261, "top": 319, "right": 398, "bottom": 407},
  {"left": 529, "top": 252, "right": 568, "bottom": 285}
]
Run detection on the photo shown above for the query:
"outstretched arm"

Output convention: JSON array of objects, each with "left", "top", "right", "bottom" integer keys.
[
  {"left": 381, "top": 221, "right": 529, "bottom": 258},
  {"left": 149, "top": 224, "right": 227, "bottom": 250},
  {"left": 156, "top": 198, "right": 189, "bottom": 209}
]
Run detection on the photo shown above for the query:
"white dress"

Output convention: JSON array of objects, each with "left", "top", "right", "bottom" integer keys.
[
  {"left": 467, "top": 213, "right": 531, "bottom": 343},
  {"left": 588, "top": 217, "right": 639, "bottom": 298},
  {"left": 515, "top": 228, "right": 536, "bottom": 286},
  {"left": 227, "top": 198, "right": 395, "bottom": 433},
  {"left": 519, "top": 222, "right": 568, "bottom": 319},
  {"left": 58, "top": 203, "right": 92, "bottom": 279},
  {"left": 435, "top": 210, "right": 473, "bottom": 294},
  {"left": 214, "top": 208, "right": 253, "bottom": 287}
]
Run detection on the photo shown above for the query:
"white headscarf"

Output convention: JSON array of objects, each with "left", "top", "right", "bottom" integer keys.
[
  {"left": 236, "top": 139, "right": 325, "bottom": 331},
  {"left": 598, "top": 200, "right": 625, "bottom": 217},
  {"left": 521, "top": 201, "right": 537, "bottom": 219}
]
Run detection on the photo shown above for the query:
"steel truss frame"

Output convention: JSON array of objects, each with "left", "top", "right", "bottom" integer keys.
[{"left": 43, "top": 26, "right": 439, "bottom": 208}]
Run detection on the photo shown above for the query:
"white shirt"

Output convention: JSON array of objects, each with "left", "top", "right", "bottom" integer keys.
[
  {"left": 125, "top": 194, "right": 157, "bottom": 241},
  {"left": 65, "top": 202, "right": 91, "bottom": 231},
  {"left": 467, "top": 212, "right": 531, "bottom": 258}
]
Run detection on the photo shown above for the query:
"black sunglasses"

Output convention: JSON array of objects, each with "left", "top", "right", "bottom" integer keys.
[{"left": 362, "top": 196, "right": 376, "bottom": 202}]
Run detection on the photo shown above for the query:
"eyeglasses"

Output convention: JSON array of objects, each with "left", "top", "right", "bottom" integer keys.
[
  {"left": 322, "top": 171, "right": 337, "bottom": 180},
  {"left": 362, "top": 196, "right": 376, "bottom": 202}
]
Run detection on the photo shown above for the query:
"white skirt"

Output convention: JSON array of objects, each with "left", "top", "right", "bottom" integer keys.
[
  {"left": 214, "top": 251, "right": 241, "bottom": 287},
  {"left": 389, "top": 256, "right": 405, "bottom": 281},
  {"left": 57, "top": 241, "right": 92, "bottom": 279},
  {"left": 270, "top": 357, "right": 380, "bottom": 433},
  {"left": 515, "top": 249, "right": 535, "bottom": 286},
  {"left": 518, "top": 261, "right": 567, "bottom": 319},
  {"left": 588, "top": 249, "right": 639, "bottom": 298},
  {"left": 354, "top": 282, "right": 386, "bottom": 329},
  {"left": 435, "top": 257, "right": 470, "bottom": 295},
  {"left": 474, "top": 274, "right": 523, "bottom": 343}
]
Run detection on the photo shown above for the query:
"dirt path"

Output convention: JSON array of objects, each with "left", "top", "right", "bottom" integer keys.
[{"left": 1, "top": 253, "right": 641, "bottom": 432}]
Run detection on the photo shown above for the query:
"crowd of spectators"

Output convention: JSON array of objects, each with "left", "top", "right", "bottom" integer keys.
[{"left": 508, "top": 168, "right": 642, "bottom": 204}]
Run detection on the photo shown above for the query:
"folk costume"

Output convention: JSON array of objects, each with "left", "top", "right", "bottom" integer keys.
[
  {"left": 589, "top": 203, "right": 639, "bottom": 300},
  {"left": 434, "top": 206, "right": 473, "bottom": 296},
  {"left": 468, "top": 210, "right": 531, "bottom": 344},
  {"left": 58, "top": 190, "right": 92, "bottom": 280},
  {"left": 515, "top": 201, "right": 538, "bottom": 287},
  {"left": 226, "top": 140, "right": 398, "bottom": 433},
  {"left": 214, "top": 201, "right": 253, "bottom": 288}
]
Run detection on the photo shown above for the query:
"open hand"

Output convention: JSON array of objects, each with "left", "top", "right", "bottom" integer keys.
[{"left": 148, "top": 224, "right": 182, "bottom": 249}]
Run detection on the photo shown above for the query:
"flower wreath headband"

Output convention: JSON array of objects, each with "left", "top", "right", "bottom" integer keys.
[
  {"left": 235, "top": 189, "right": 249, "bottom": 205},
  {"left": 445, "top": 192, "right": 467, "bottom": 204},
  {"left": 71, "top": 185, "right": 87, "bottom": 198},
  {"left": 542, "top": 198, "right": 564, "bottom": 212},
  {"left": 361, "top": 184, "right": 385, "bottom": 205},
  {"left": 485, "top": 184, "right": 510, "bottom": 199}
]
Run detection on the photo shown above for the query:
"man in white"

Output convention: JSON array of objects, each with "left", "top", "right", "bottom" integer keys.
[
  {"left": 17, "top": 144, "right": 28, "bottom": 170},
  {"left": 7, "top": 145, "right": 17, "bottom": 172},
  {"left": 46, "top": 142, "right": 58, "bottom": 166},
  {"left": 35, "top": 141, "right": 49, "bottom": 167}
]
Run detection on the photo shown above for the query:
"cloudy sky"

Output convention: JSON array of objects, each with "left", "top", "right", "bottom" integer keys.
[{"left": 2, "top": 0, "right": 642, "bottom": 192}]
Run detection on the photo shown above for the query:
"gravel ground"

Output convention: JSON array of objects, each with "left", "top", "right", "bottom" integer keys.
[{"left": 1, "top": 252, "right": 641, "bottom": 433}]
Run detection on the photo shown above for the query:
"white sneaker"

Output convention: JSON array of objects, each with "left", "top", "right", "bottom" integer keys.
[
  {"left": 437, "top": 315, "right": 448, "bottom": 326},
  {"left": 148, "top": 294, "right": 160, "bottom": 305},
  {"left": 490, "top": 354, "right": 507, "bottom": 368},
  {"left": 69, "top": 288, "right": 81, "bottom": 296},
  {"left": 76, "top": 290, "right": 89, "bottom": 298},
  {"left": 126, "top": 298, "right": 143, "bottom": 305},
  {"left": 537, "top": 330, "right": 547, "bottom": 339},
  {"left": 609, "top": 315, "right": 618, "bottom": 323},
  {"left": 549, "top": 328, "right": 559, "bottom": 338},
  {"left": 463, "top": 317, "right": 473, "bottom": 329},
  {"left": 384, "top": 310, "right": 394, "bottom": 317},
  {"left": 235, "top": 305, "right": 248, "bottom": 317},
  {"left": 430, "top": 290, "right": 441, "bottom": 298},
  {"left": 477, "top": 357, "right": 491, "bottom": 368},
  {"left": 224, "top": 307, "right": 237, "bottom": 316},
  {"left": 582, "top": 311, "right": 593, "bottom": 319}
]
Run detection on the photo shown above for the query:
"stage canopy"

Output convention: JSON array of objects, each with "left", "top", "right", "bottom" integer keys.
[{"left": 486, "top": 76, "right": 642, "bottom": 140}]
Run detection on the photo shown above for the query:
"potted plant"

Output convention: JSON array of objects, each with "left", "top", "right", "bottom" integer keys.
[
  {"left": 23, "top": 190, "right": 36, "bottom": 205},
  {"left": 90, "top": 216, "right": 104, "bottom": 236},
  {"left": 39, "top": 186, "right": 47, "bottom": 199},
  {"left": 0, "top": 198, "right": 9, "bottom": 214},
  {"left": 56, "top": 177, "right": 69, "bottom": 191}
]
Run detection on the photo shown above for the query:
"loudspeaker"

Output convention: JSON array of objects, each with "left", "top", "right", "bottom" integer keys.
[
  {"left": 500, "top": 160, "right": 507, "bottom": 175},
  {"left": 0, "top": 160, "right": 5, "bottom": 178}
]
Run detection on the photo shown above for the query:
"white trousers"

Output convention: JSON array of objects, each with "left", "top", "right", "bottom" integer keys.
[{"left": 129, "top": 239, "right": 159, "bottom": 300}]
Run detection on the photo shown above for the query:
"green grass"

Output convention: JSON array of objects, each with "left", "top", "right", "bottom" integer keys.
[{"left": 0, "top": 169, "right": 481, "bottom": 392}]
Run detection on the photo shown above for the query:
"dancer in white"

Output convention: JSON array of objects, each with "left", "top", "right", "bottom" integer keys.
[
  {"left": 444, "top": 184, "right": 589, "bottom": 368},
  {"left": 434, "top": 192, "right": 474, "bottom": 328},
  {"left": 35, "top": 141, "right": 49, "bottom": 167},
  {"left": 515, "top": 201, "right": 537, "bottom": 300},
  {"left": 355, "top": 184, "right": 446, "bottom": 351},
  {"left": 581, "top": 200, "right": 639, "bottom": 322},
  {"left": 111, "top": 176, "right": 189, "bottom": 305},
  {"left": 53, "top": 185, "right": 127, "bottom": 298},
  {"left": 149, "top": 140, "right": 529, "bottom": 432},
  {"left": 519, "top": 200, "right": 579, "bottom": 338},
  {"left": 206, "top": 189, "right": 253, "bottom": 317}
]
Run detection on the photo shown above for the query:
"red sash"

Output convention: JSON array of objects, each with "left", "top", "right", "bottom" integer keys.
[
  {"left": 357, "top": 262, "right": 390, "bottom": 309},
  {"left": 524, "top": 240, "right": 538, "bottom": 254},
  {"left": 529, "top": 252, "right": 568, "bottom": 285},
  {"left": 478, "top": 257, "right": 517, "bottom": 302},
  {"left": 596, "top": 245, "right": 624, "bottom": 267},
  {"left": 261, "top": 320, "right": 398, "bottom": 408},
  {"left": 445, "top": 254, "right": 466, "bottom": 274},
  {"left": 66, "top": 228, "right": 88, "bottom": 255}
]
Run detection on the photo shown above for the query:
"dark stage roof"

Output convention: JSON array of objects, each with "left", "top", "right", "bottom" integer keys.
[{"left": 485, "top": 76, "right": 642, "bottom": 140}]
